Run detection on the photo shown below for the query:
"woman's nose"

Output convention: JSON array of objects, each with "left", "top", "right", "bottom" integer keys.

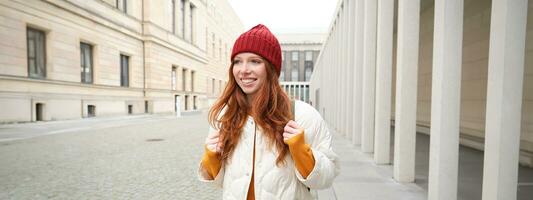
[{"left": 242, "top": 62, "right": 252, "bottom": 72}]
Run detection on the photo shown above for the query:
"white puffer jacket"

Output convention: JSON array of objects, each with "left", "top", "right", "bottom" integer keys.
[{"left": 198, "top": 100, "right": 339, "bottom": 200}]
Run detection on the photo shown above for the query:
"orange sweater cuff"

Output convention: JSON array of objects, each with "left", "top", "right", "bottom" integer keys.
[
  {"left": 286, "top": 131, "right": 315, "bottom": 178},
  {"left": 201, "top": 145, "right": 222, "bottom": 180}
]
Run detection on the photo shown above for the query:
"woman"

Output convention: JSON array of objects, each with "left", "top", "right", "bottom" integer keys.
[{"left": 197, "top": 24, "right": 339, "bottom": 200}]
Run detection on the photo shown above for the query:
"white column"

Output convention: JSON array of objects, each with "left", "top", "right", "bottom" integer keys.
[
  {"left": 352, "top": 0, "right": 364, "bottom": 146},
  {"left": 333, "top": 23, "right": 338, "bottom": 130},
  {"left": 374, "top": 0, "right": 394, "bottom": 164},
  {"left": 361, "top": 0, "right": 377, "bottom": 153},
  {"left": 482, "top": 0, "right": 528, "bottom": 199},
  {"left": 428, "top": 0, "right": 463, "bottom": 199},
  {"left": 340, "top": 5, "right": 347, "bottom": 136},
  {"left": 343, "top": 2, "right": 350, "bottom": 138},
  {"left": 338, "top": 19, "right": 342, "bottom": 128},
  {"left": 346, "top": 0, "right": 355, "bottom": 141},
  {"left": 394, "top": 0, "right": 420, "bottom": 182},
  {"left": 337, "top": 17, "right": 342, "bottom": 132},
  {"left": 345, "top": 3, "right": 351, "bottom": 138},
  {"left": 322, "top": 42, "right": 331, "bottom": 120}
]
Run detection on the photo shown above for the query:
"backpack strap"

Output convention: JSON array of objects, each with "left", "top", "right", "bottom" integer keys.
[{"left": 291, "top": 99, "right": 295, "bottom": 120}]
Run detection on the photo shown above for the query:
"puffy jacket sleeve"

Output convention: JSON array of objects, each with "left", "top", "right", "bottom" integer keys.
[
  {"left": 197, "top": 124, "right": 225, "bottom": 188},
  {"left": 293, "top": 102, "right": 340, "bottom": 189}
]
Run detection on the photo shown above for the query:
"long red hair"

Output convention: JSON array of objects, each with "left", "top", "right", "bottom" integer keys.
[{"left": 208, "top": 59, "right": 292, "bottom": 166}]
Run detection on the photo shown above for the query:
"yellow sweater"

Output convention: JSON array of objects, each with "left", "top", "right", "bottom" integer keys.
[{"left": 200, "top": 132, "right": 315, "bottom": 200}]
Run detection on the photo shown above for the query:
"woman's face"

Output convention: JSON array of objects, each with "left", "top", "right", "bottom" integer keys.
[{"left": 232, "top": 52, "right": 267, "bottom": 98}]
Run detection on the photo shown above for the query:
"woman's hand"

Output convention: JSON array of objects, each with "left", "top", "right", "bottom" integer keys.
[
  {"left": 283, "top": 120, "right": 304, "bottom": 142},
  {"left": 205, "top": 131, "right": 223, "bottom": 153}
]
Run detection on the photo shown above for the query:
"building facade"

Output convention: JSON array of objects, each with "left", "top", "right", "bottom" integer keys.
[
  {"left": 310, "top": 0, "right": 532, "bottom": 199},
  {"left": 0, "top": 0, "right": 242, "bottom": 123},
  {"left": 278, "top": 33, "right": 323, "bottom": 103}
]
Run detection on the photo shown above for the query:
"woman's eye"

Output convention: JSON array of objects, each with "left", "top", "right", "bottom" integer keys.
[
  {"left": 233, "top": 60, "right": 241, "bottom": 64},
  {"left": 251, "top": 60, "right": 262, "bottom": 64}
]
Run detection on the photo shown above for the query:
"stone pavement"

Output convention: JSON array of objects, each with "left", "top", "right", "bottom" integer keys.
[
  {"left": 0, "top": 111, "right": 427, "bottom": 200},
  {"left": 0, "top": 112, "right": 221, "bottom": 199}
]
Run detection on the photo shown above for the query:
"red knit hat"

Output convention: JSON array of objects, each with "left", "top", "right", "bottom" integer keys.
[{"left": 231, "top": 24, "right": 282, "bottom": 75}]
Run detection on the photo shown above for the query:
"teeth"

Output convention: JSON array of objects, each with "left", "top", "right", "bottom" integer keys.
[{"left": 242, "top": 79, "right": 256, "bottom": 84}]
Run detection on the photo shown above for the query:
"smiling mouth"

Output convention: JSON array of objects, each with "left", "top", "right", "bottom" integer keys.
[{"left": 241, "top": 78, "right": 257, "bottom": 85}]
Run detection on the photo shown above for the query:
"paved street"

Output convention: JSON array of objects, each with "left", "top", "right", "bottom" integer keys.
[
  {"left": 2, "top": 112, "right": 532, "bottom": 200},
  {"left": 0, "top": 113, "right": 221, "bottom": 199}
]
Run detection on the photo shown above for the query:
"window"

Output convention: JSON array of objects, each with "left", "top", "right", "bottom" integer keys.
[
  {"left": 193, "top": 96, "right": 197, "bottom": 110},
  {"left": 291, "top": 64, "right": 298, "bottom": 81},
  {"left": 305, "top": 85, "right": 310, "bottom": 103},
  {"left": 282, "top": 51, "right": 285, "bottom": 61},
  {"left": 88, "top": 105, "right": 96, "bottom": 117},
  {"left": 218, "top": 39, "right": 222, "bottom": 61},
  {"left": 182, "top": 68, "right": 187, "bottom": 91},
  {"left": 172, "top": 66, "right": 177, "bottom": 90},
  {"left": 291, "top": 51, "right": 298, "bottom": 61},
  {"left": 181, "top": 0, "right": 185, "bottom": 37},
  {"left": 116, "top": 0, "right": 127, "bottom": 13},
  {"left": 304, "top": 65, "right": 313, "bottom": 81},
  {"left": 212, "top": 78, "right": 215, "bottom": 94},
  {"left": 120, "top": 54, "right": 129, "bottom": 87},
  {"left": 144, "top": 101, "right": 149, "bottom": 113},
  {"left": 219, "top": 80, "right": 222, "bottom": 93},
  {"left": 189, "top": 4, "right": 195, "bottom": 43},
  {"left": 212, "top": 34, "right": 215, "bottom": 58},
  {"left": 27, "top": 28, "right": 46, "bottom": 79},
  {"left": 305, "top": 51, "right": 313, "bottom": 61},
  {"left": 128, "top": 105, "right": 133, "bottom": 114},
  {"left": 172, "top": 0, "right": 176, "bottom": 34},
  {"left": 184, "top": 95, "right": 189, "bottom": 110},
  {"left": 279, "top": 70, "right": 285, "bottom": 82},
  {"left": 80, "top": 43, "right": 93, "bottom": 83},
  {"left": 190, "top": 71, "right": 194, "bottom": 91},
  {"left": 225, "top": 43, "right": 228, "bottom": 63},
  {"left": 205, "top": 28, "right": 209, "bottom": 50}
]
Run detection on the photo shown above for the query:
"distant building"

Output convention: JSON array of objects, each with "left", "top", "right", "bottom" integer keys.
[
  {"left": 0, "top": 0, "right": 243, "bottom": 123},
  {"left": 277, "top": 33, "right": 324, "bottom": 104}
]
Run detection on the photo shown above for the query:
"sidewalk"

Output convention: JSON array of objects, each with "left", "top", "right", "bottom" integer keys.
[{"left": 316, "top": 131, "right": 426, "bottom": 200}]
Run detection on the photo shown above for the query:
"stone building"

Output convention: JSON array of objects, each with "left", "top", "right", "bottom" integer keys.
[
  {"left": 0, "top": 0, "right": 242, "bottom": 122},
  {"left": 310, "top": 0, "right": 533, "bottom": 199},
  {"left": 277, "top": 33, "right": 323, "bottom": 103}
]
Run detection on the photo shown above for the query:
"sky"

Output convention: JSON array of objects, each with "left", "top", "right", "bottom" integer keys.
[{"left": 227, "top": 0, "right": 338, "bottom": 34}]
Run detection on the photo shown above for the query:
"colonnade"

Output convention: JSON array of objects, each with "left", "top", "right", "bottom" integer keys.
[{"left": 309, "top": 0, "right": 528, "bottom": 199}]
